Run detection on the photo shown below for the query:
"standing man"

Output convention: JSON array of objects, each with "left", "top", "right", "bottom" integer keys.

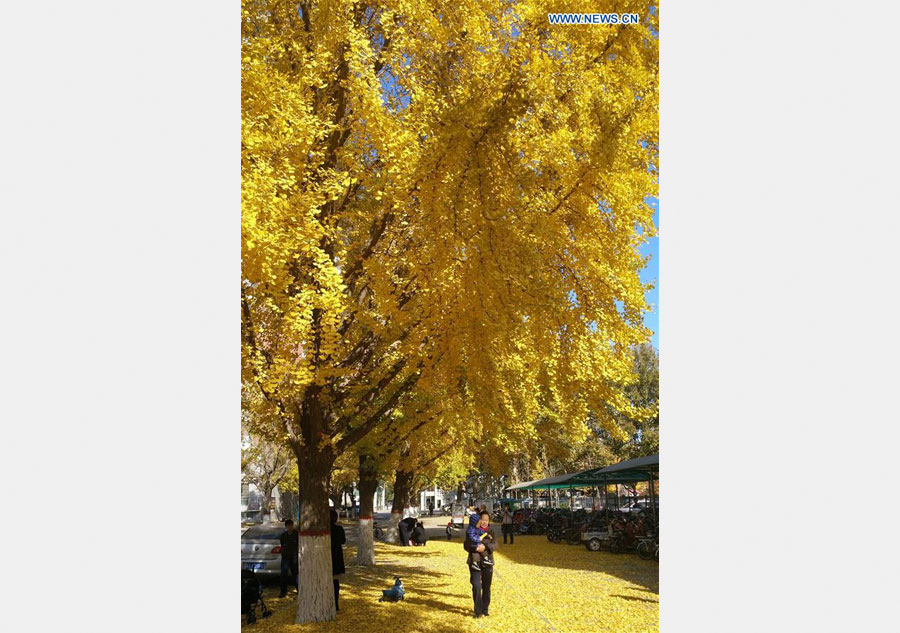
[
  {"left": 278, "top": 519, "right": 299, "bottom": 598},
  {"left": 464, "top": 510, "right": 498, "bottom": 618},
  {"left": 330, "top": 509, "right": 346, "bottom": 611},
  {"left": 428, "top": 499, "right": 434, "bottom": 516},
  {"left": 501, "top": 504, "right": 514, "bottom": 544}
]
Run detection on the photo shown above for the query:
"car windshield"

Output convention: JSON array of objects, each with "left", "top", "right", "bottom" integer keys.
[{"left": 242, "top": 527, "right": 283, "bottom": 540}]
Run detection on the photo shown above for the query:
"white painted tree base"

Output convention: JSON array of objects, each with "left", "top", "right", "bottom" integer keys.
[
  {"left": 385, "top": 511, "right": 402, "bottom": 544},
  {"left": 295, "top": 534, "right": 335, "bottom": 623},
  {"left": 357, "top": 518, "right": 375, "bottom": 565}
]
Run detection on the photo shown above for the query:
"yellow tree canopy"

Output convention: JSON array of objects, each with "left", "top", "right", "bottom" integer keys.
[{"left": 242, "top": 0, "right": 657, "bottom": 478}]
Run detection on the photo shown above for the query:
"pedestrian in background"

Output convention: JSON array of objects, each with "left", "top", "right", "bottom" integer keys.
[
  {"left": 330, "top": 509, "right": 346, "bottom": 611},
  {"left": 278, "top": 519, "right": 299, "bottom": 597},
  {"left": 501, "top": 504, "right": 514, "bottom": 544}
]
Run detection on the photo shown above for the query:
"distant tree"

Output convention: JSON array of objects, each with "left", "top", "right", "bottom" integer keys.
[
  {"left": 507, "top": 344, "right": 659, "bottom": 480},
  {"left": 241, "top": 431, "right": 293, "bottom": 524},
  {"left": 616, "top": 343, "right": 659, "bottom": 458}
]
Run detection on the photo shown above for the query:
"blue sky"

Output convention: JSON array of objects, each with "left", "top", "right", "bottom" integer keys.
[{"left": 639, "top": 197, "right": 659, "bottom": 349}]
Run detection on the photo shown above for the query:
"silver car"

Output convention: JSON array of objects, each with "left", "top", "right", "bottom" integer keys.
[{"left": 241, "top": 526, "right": 286, "bottom": 576}]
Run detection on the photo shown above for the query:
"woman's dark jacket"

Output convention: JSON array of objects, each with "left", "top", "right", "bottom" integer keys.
[{"left": 331, "top": 522, "right": 346, "bottom": 575}]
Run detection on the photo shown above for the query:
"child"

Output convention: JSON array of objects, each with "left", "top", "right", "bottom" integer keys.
[{"left": 466, "top": 509, "right": 495, "bottom": 571}]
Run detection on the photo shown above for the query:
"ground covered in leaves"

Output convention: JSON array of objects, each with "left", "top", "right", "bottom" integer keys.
[{"left": 245, "top": 535, "right": 658, "bottom": 632}]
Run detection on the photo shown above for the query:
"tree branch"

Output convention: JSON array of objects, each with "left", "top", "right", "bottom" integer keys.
[
  {"left": 374, "top": 408, "right": 444, "bottom": 462},
  {"left": 335, "top": 367, "right": 421, "bottom": 454},
  {"left": 335, "top": 357, "right": 408, "bottom": 430}
]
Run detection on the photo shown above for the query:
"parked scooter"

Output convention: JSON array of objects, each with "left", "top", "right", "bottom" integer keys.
[{"left": 563, "top": 519, "right": 589, "bottom": 545}]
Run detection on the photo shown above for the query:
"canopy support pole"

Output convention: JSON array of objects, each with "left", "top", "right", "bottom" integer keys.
[{"left": 605, "top": 483, "right": 610, "bottom": 519}]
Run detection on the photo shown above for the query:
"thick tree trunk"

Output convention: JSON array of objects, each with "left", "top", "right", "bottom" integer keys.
[
  {"left": 387, "top": 469, "right": 413, "bottom": 544},
  {"left": 292, "top": 389, "right": 337, "bottom": 624},
  {"left": 357, "top": 453, "right": 378, "bottom": 565}
]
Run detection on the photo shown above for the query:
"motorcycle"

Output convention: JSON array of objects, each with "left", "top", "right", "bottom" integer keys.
[
  {"left": 546, "top": 525, "right": 564, "bottom": 543},
  {"left": 563, "top": 519, "right": 589, "bottom": 545},
  {"left": 546, "top": 516, "right": 569, "bottom": 544}
]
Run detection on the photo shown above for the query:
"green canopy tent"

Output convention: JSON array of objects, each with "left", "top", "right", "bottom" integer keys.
[
  {"left": 505, "top": 469, "right": 604, "bottom": 509},
  {"left": 571, "top": 453, "right": 659, "bottom": 519},
  {"left": 504, "top": 478, "right": 540, "bottom": 507},
  {"left": 504, "top": 453, "right": 659, "bottom": 514},
  {"left": 595, "top": 453, "right": 658, "bottom": 475}
]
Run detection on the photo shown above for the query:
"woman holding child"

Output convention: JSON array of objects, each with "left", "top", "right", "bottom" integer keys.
[{"left": 463, "top": 509, "right": 498, "bottom": 618}]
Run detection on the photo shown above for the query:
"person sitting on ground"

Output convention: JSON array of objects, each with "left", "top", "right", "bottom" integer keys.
[
  {"left": 466, "top": 509, "right": 495, "bottom": 571},
  {"left": 412, "top": 520, "right": 428, "bottom": 546}
]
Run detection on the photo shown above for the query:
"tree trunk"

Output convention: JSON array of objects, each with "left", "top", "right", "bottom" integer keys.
[
  {"left": 292, "top": 390, "right": 337, "bottom": 623},
  {"left": 262, "top": 489, "right": 273, "bottom": 524},
  {"left": 280, "top": 491, "right": 298, "bottom": 522},
  {"left": 356, "top": 453, "right": 378, "bottom": 565},
  {"left": 329, "top": 492, "right": 342, "bottom": 517},
  {"left": 274, "top": 487, "right": 284, "bottom": 520},
  {"left": 387, "top": 469, "right": 413, "bottom": 544}
]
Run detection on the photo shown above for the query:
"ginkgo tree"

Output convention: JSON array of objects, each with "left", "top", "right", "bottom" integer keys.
[
  {"left": 242, "top": 0, "right": 658, "bottom": 623},
  {"left": 352, "top": 389, "right": 471, "bottom": 560},
  {"left": 383, "top": 401, "right": 475, "bottom": 539}
]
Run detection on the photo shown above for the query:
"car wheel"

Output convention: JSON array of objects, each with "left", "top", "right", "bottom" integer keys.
[{"left": 586, "top": 537, "right": 602, "bottom": 552}]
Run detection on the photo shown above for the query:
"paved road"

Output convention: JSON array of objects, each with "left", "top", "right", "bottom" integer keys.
[
  {"left": 360, "top": 512, "right": 458, "bottom": 543},
  {"left": 242, "top": 511, "right": 464, "bottom": 546},
  {"left": 248, "top": 512, "right": 466, "bottom": 588}
]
